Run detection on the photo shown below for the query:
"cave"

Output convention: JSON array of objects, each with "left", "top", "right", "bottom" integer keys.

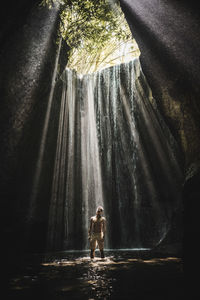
[{"left": 1, "top": 0, "right": 199, "bottom": 298}]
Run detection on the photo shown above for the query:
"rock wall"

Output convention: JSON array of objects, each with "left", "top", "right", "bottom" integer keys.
[
  {"left": 0, "top": 2, "right": 66, "bottom": 261},
  {"left": 120, "top": 0, "right": 200, "bottom": 178},
  {"left": 120, "top": 0, "right": 200, "bottom": 274}
]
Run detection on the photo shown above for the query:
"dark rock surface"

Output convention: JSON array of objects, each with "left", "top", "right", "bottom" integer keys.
[
  {"left": 120, "top": 0, "right": 200, "bottom": 288},
  {"left": 120, "top": 0, "right": 200, "bottom": 175},
  {"left": 0, "top": 2, "right": 64, "bottom": 266}
]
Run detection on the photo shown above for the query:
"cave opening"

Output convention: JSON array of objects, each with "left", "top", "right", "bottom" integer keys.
[{"left": 59, "top": 0, "right": 140, "bottom": 74}]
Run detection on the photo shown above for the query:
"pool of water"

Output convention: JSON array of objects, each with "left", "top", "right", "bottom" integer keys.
[{"left": 8, "top": 250, "right": 183, "bottom": 299}]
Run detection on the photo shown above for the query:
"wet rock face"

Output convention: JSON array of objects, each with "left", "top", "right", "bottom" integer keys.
[
  {"left": 0, "top": 3, "right": 61, "bottom": 253},
  {"left": 120, "top": 0, "right": 200, "bottom": 175},
  {"left": 0, "top": 0, "right": 40, "bottom": 47},
  {"left": 119, "top": 0, "right": 200, "bottom": 270},
  {"left": 0, "top": 5, "right": 59, "bottom": 165}
]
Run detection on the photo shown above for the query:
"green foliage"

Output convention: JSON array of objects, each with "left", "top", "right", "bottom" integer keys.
[
  {"left": 40, "top": 0, "right": 56, "bottom": 8},
  {"left": 58, "top": 1, "right": 126, "bottom": 48},
  {"left": 40, "top": 0, "right": 140, "bottom": 73}
]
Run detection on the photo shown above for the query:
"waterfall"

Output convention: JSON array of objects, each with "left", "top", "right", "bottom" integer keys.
[
  {"left": 46, "top": 58, "right": 183, "bottom": 251},
  {"left": 81, "top": 74, "right": 105, "bottom": 249}
]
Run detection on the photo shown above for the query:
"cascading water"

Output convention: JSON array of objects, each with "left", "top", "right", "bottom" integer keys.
[
  {"left": 47, "top": 69, "right": 105, "bottom": 251},
  {"left": 46, "top": 58, "right": 183, "bottom": 251},
  {"left": 80, "top": 75, "right": 105, "bottom": 249}
]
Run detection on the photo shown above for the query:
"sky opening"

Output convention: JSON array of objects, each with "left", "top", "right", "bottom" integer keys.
[{"left": 57, "top": 0, "right": 140, "bottom": 74}]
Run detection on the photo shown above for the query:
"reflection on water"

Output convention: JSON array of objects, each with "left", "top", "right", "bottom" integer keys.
[{"left": 9, "top": 251, "right": 183, "bottom": 299}]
